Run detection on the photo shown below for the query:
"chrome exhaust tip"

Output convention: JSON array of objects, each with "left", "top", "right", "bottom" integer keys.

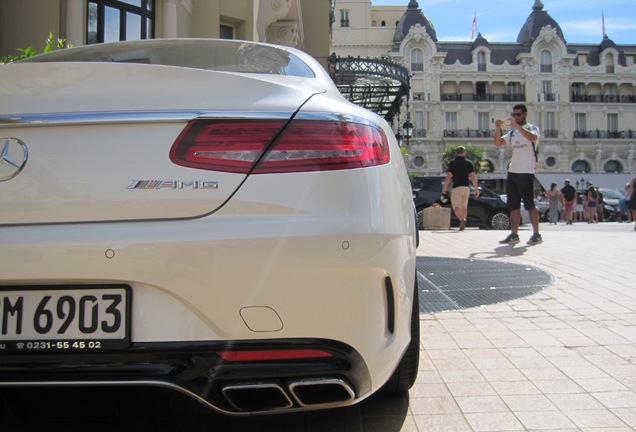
[
  {"left": 288, "top": 378, "right": 355, "bottom": 407},
  {"left": 221, "top": 382, "right": 293, "bottom": 412}
]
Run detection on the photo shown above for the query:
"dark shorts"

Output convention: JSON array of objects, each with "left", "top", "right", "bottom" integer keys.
[{"left": 506, "top": 172, "right": 536, "bottom": 211}]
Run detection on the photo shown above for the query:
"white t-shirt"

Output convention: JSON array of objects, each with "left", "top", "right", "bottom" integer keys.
[{"left": 502, "top": 123, "right": 540, "bottom": 174}]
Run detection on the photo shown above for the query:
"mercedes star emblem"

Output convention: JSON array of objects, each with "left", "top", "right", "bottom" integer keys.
[{"left": 0, "top": 137, "right": 29, "bottom": 181}]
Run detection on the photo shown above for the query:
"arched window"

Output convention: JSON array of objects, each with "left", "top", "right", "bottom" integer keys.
[
  {"left": 606, "top": 53, "right": 615, "bottom": 73},
  {"left": 410, "top": 48, "right": 423, "bottom": 72},
  {"left": 477, "top": 51, "right": 486, "bottom": 72},
  {"left": 572, "top": 160, "right": 591, "bottom": 173},
  {"left": 540, "top": 50, "right": 552, "bottom": 73},
  {"left": 603, "top": 160, "right": 623, "bottom": 173}
]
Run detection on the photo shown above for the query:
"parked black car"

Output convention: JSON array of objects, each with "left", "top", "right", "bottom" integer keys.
[
  {"left": 412, "top": 176, "right": 510, "bottom": 230},
  {"left": 598, "top": 188, "right": 623, "bottom": 221}
]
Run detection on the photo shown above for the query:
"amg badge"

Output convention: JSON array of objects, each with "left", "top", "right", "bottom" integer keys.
[{"left": 127, "top": 180, "right": 219, "bottom": 190}]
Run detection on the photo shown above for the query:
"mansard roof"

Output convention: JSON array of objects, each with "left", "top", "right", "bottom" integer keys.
[
  {"left": 472, "top": 33, "right": 490, "bottom": 50},
  {"left": 517, "top": 0, "right": 565, "bottom": 51},
  {"left": 390, "top": 1, "right": 635, "bottom": 68},
  {"left": 392, "top": 0, "right": 437, "bottom": 50}
]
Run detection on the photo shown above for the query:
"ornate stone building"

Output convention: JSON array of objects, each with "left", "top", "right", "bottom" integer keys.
[
  {"left": 332, "top": 0, "right": 636, "bottom": 190},
  {"left": 0, "top": 0, "right": 330, "bottom": 67}
]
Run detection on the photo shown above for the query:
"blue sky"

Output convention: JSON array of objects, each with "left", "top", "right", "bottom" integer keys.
[{"left": 371, "top": 0, "right": 636, "bottom": 44}]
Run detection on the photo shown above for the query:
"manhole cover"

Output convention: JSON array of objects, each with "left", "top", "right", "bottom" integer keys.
[{"left": 416, "top": 257, "right": 553, "bottom": 314}]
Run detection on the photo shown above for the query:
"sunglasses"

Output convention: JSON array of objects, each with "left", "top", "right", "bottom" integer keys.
[{"left": 511, "top": 112, "right": 525, "bottom": 117}]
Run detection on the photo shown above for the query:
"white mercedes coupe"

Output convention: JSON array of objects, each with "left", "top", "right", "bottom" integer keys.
[{"left": 0, "top": 39, "right": 419, "bottom": 415}]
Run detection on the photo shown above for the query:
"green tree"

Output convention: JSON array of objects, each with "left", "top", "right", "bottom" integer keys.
[
  {"left": 0, "top": 32, "right": 72, "bottom": 64},
  {"left": 440, "top": 144, "right": 483, "bottom": 174}
]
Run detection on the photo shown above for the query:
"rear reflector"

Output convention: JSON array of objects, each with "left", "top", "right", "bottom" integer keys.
[
  {"left": 216, "top": 349, "right": 334, "bottom": 362},
  {"left": 169, "top": 118, "right": 389, "bottom": 174}
]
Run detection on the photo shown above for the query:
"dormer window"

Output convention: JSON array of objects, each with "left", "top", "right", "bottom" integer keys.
[
  {"left": 606, "top": 53, "right": 615, "bottom": 73},
  {"left": 477, "top": 51, "right": 486, "bottom": 72},
  {"left": 410, "top": 48, "right": 423, "bottom": 72},
  {"left": 540, "top": 50, "right": 552, "bottom": 73}
]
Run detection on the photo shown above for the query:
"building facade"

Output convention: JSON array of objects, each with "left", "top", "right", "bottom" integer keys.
[
  {"left": 332, "top": 0, "right": 636, "bottom": 190},
  {"left": 0, "top": 0, "right": 330, "bottom": 67}
]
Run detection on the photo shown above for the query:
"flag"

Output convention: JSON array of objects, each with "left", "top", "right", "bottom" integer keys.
[
  {"left": 470, "top": 12, "right": 477, "bottom": 40},
  {"left": 602, "top": 11, "right": 606, "bottom": 38}
]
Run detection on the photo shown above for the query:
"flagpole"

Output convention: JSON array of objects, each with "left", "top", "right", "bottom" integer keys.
[{"left": 602, "top": 11, "right": 606, "bottom": 38}]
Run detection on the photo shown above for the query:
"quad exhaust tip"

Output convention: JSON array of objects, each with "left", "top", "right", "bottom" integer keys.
[
  {"left": 222, "top": 382, "right": 293, "bottom": 412},
  {"left": 289, "top": 378, "right": 355, "bottom": 407},
  {"left": 221, "top": 378, "right": 355, "bottom": 412}
]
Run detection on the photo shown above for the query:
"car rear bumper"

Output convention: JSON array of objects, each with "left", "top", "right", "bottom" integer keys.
[{"left": 0, "top": 338, "right": 371, "bottom": 415}]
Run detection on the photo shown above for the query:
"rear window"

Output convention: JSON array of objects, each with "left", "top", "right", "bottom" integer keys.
[{"left": 18, "top": 39, "right": 315, "bottom": 78}]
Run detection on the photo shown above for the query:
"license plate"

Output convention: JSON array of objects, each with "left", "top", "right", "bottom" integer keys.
[{"left": 0, "top": 286, "right": 130, "bottom": 352}]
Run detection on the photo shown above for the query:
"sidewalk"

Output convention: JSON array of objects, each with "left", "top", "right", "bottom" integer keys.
[{"left": 406, "top": 222, "right": 636, "bottom": 431}]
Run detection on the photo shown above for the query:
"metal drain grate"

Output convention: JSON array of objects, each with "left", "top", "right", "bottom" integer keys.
[{"left": 416, "top": 257, "right": 553, "bottom": 314}]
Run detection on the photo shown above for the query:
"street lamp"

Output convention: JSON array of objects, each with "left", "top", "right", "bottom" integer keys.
[{"left": 402, "top": 119, "right": 413, "bottom": 145}]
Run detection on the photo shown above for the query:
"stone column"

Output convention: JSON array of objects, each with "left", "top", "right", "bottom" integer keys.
[
  {"left": 162, "top": 0, "right": 178, "bottom": 38},
  {"left": 65, "top": 0, "right": 84, "bottom": 46}
]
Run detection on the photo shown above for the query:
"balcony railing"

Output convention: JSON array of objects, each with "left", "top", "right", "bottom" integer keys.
[
  {"left": 441, "top": 93, "right": 525, "bottom": 102},
  {"left": 443, "top": 129, "right": 495, "bottom": 138},
  {"left": 571, "top": 94, "right": 635, "bottom": 103},
  {"left": 543, "top": 129, "right": 559, "bottom": 138},
  {"left": 540, "top": 64, "right": 553, "bottom": 73},
  {"left": 414, "top": 129, "right": 427, "bottom": 138},
  {"left": 573, "top": 129, "right": 634, "bottom": 139}
]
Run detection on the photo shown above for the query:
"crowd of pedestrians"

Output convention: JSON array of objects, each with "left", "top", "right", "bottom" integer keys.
[{"left": 537, "top": 175, "right": 636, "bottom": 230}]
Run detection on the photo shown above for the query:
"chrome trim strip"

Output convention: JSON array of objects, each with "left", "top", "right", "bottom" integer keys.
[
  {"left": 0, "top": 110, "right": 380, "bottom": 129},
  {"left": 0, "top": 110, "right": 296, "bottom": 127}
]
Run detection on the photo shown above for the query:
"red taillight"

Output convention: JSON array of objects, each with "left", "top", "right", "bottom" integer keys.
[
  {"left": 169, "top": 119, "right": 389, "bottom": 174},
  {"left": 216, "top": 349, "right": 334, "bottom": 362}
]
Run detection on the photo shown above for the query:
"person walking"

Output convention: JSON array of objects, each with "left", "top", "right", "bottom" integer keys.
[
  {"left": 586, "top": 185, "right": 598, "bottom": 223},
  {"left": 441, "top": 146, "right": 480, "bottom": 231},
  {"left": 560, "top": 179, "right": 577, "bottom": 224},
  {"left": 546, "top": 182, "right": 560, "bottom": 224},
  {"left": 626, "top": 175, "right": 636, "bottom": 229},
  {"left": 494, "top": 104, "right": 542, "bottom": 245},
  {"left": 624, "top": 182, "right": 633, "bottom": 223},
  {"left": 595, "top": 186, "right": 604, "bottom": 222}
]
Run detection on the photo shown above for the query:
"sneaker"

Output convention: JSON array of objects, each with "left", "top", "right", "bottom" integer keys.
[
  {"left": 499, "top": 233, "right": 520, "bottom": 244},
  {"left": 459, "top": 219, "right": 466, "bottom": 231},
  {"left": 527, "top": 233, "right": 543, "bottom": 245}
]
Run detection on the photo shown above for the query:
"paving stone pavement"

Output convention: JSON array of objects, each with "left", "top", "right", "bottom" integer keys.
[
  {"left": 408, "top": 222, "right": 636, "bottom": 432},
  {"left": 2, "top": 222, "right": 635, "bottom": 431}
]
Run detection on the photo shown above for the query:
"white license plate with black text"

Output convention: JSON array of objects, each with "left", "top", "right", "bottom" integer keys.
[{"left": 0, "top": 286, "right": 130, "bottom": 352}]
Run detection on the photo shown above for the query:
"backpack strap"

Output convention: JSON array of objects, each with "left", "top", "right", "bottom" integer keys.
[{"left": 510, "top": 129, "right": 538, "bottom": 162}]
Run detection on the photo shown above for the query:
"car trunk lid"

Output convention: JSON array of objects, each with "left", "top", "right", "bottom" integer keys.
[{"left": 0, "top": 62, "right": 316, "bottom": 225}]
